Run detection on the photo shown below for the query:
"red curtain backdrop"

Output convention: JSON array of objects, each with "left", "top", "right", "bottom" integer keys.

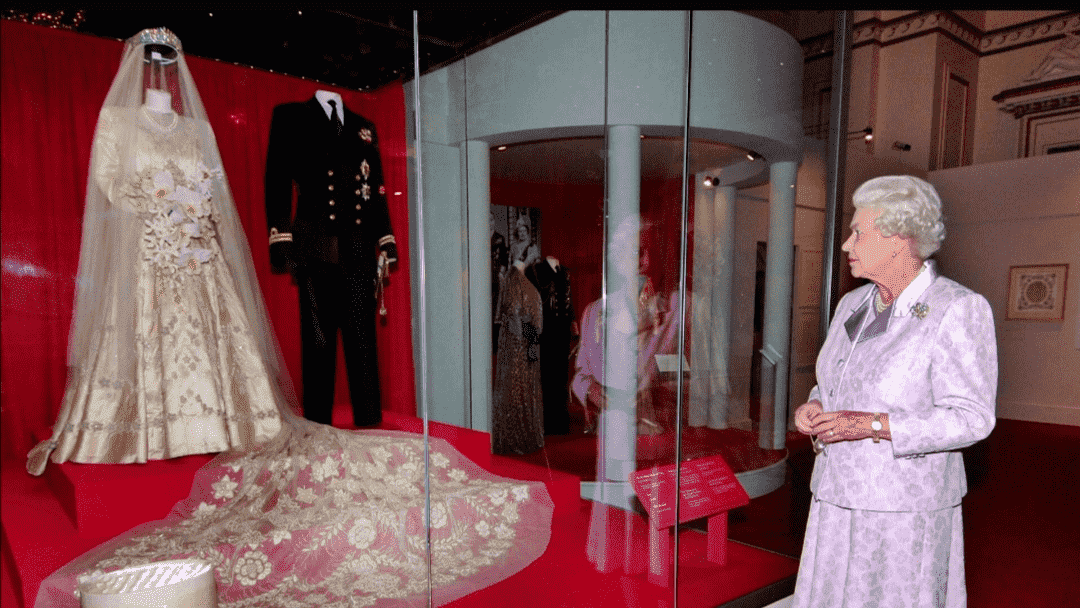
[{"left": 0, "top": 20, "right": 416, "bottom": 461}]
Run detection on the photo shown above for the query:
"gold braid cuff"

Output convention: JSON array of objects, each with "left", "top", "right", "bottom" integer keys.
[{"left": 269, "top": 228, "right": 293, "bottom": 245}]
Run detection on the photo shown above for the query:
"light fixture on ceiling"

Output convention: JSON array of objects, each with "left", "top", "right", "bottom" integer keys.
[
  {"left": 702, "top": 176, "right": 718, "bottom": 188},
  {"left": 496, "top": 145, "right": 508, "bottom": 151},
  {"left": 848, "top": 126, "right": 873, "bottom": 141},
  {"left": 892, "top": 141, "right": 911, "bottom": 152},
  {"left": 746, "top": 151, "right": 760, "bottom": 161}
]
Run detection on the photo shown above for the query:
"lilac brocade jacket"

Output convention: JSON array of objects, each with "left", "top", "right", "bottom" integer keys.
[{"left": 807, "top": 261, "right": 998, "bottom": 512}]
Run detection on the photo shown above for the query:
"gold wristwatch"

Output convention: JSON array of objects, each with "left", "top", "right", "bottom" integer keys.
[{"left": 870, "top": 413, "right": 883, "bottom": 443}]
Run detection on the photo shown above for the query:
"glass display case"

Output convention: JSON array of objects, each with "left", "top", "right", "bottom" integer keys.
[
  {"left": 407, "top": 10, "right": 810, "bottom": 606},
  {"left": 0, "top": 10, "right": 821, "bottom": 607}
]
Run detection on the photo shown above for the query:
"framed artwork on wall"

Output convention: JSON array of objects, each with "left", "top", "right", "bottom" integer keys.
[{"left": 1006, "top": 264, "right": 1068, "bottom": 321}]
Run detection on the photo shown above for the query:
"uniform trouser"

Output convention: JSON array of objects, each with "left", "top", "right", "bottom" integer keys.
[{"left": 297, "top": 262, "right": 381, "bottom": 426}]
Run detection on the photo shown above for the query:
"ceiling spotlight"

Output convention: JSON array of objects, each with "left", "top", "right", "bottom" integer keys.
[
  {"left": 703, "top": 176, "right": 718, "bottom": 188},
  {"left": 892, "top": 141, "right": 911, "bottom": 152},
  {"left": 746, "top": 152, "right": 760, "bottom": 161},
  {"left": 496, "top": 145, "right": 508, "bottom": 151}
]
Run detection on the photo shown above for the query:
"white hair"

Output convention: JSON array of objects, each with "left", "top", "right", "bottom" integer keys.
[{"left": 852, "top": 175, "right": 946, "bottom": 259}]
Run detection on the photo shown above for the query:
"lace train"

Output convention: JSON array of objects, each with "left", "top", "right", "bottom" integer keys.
[{"left": 35, "top": 423, "right": 553, "bottom": 607}]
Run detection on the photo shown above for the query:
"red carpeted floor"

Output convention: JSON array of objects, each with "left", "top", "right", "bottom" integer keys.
[
  {"left": 1, "top": 411, "right": 798, "bottom": 608},
  {"left": 507, "top": 416, "right": 1080, "bottom": 607},
  {"left": 4, "top": 416, "right": 1076, "bottom": 607}
]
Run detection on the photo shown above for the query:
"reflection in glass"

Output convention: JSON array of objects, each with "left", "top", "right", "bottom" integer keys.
[{"left": 412, "top": 9, "right": 808, "bottom": 606}]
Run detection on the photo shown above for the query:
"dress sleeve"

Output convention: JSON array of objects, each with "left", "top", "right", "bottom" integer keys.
[
  {"left": 890, "top": 292, "right": 998, "bottom": 456},
  {"left": 265, "top": 105, "right": 295, "bottom": 238},
  {"left": 91, "top": 107, "right": 122, "bottom": 204},
  {"left": 364, "top": 123, "right": 397, "bottom": 263}
]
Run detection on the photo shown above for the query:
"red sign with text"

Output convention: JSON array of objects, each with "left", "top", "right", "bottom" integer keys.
[{"left": 631, "top": 454, "right": 750, "bottom": 529}]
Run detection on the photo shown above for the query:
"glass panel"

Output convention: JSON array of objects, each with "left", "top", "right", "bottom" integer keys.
[
  {"left": 410, "top": 10, "right": 809, "bottom": 606},
  {"left": 676, "top": 9, "right": 810, "bottom": 604}
]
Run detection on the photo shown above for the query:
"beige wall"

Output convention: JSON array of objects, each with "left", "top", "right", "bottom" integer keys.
[
  {"left": 972, "top": 36, "right": 1072, "bottom": 164},
  {"left": 929, "top": 151, "right": 1080, "bottom": 426},
  {"left": 791, "top": 10, "right": 1079, "bottom": 425}
]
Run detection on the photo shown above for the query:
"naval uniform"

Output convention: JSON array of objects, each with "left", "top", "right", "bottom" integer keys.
[{"left": 265, "top": 95, "right": 397, "bottom": 427}]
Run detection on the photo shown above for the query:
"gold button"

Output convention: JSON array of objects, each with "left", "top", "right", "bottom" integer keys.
[
  {"left": 329, "top": 200, "right": 335, "bottom": 206},
  {"left": 328, "top": 185, "right": 334, "bottom": 191},
  {"left": 355, "top": 218, "right": 361, "bottom": 225},
  {"left": 355, "top": 189, "right": 361, "bottom": 195},
  {"left": 329, "top": 214, "right": 336, "bottom": 220},
  {"left": 327, "top": 170, "right": 334, "bottom": 177},
  {"left": 355, "top": 174, "right": 362, "bottom": 180},
  {"left": 355, "top": 204, "right": 361, "bottom": 210}
]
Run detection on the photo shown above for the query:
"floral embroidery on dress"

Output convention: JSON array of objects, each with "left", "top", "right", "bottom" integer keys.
[
  {"left": 233, "top": 550, "right": 272, "bottom": 586},
  {"left": 76, "top": 432, "right": 550, "bottom": 607},
  {"left": 126, "top": 158, "right": 218, "bottom": 273}
]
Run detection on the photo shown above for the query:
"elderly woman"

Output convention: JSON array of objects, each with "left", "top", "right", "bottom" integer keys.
[{"left": 792, "top": 175, "right": 997, "bottom": 608}]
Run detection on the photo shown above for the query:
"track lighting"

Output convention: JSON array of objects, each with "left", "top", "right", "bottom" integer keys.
[
  {"left": 848, "top": 126, "right": 873, "bottom": 141},
  {"left": 702, "top": 176, "right": 718, "bottom": 188}
]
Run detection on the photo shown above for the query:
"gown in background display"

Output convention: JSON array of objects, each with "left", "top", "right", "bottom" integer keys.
[
  {"left": 525, "top": 258, "right": 574, "bottom": 435},
  {"left": 33, "top": 28, "right": 553, "bottom": 608},
  {"left": 492, "top": 264, "right": 545, "bottom": 455}
]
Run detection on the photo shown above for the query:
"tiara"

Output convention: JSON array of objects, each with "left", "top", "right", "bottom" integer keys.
[{"left": 135, "top": 27, "right": 182, "bottom": 53}]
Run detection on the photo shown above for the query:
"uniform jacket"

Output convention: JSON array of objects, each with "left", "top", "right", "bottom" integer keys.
[
  {"left": 808, "top": 261, "right": 997, "bottom": 512},
  {"left": 265, "top": 97, "right": 396, "bottom": 273}
]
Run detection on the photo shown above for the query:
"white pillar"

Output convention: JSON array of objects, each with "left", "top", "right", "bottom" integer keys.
[
  {"left": 758, "top": 161, "right": 798, "bottom": 450},
  {"left": 601, "top": 124, "right": 641, "bottom": 484}
]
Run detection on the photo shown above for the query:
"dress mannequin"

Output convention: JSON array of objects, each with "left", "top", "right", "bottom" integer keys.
[
  {"left": 314, "top": 89, "right": 343, "bottom": 122},
  {"left": 523, "top": 254, "right": 574, "bottom": 436},
  {"left": 265, "top": 86, "right": 398, "bottom": 427},
  {"left": 143, "top": 89, "right": 173, "bottom": 114}
]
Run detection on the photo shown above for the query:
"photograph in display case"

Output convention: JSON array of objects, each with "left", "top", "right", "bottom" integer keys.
[{"left": 1006, "top": 263, "right": 1068, "bottom": 321}]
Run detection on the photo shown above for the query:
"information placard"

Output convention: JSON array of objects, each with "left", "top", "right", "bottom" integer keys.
[{"left": 630, "top": 454, "right": 749, "bottom": 529}]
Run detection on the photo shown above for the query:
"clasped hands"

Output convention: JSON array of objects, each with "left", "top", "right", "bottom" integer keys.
[{"left": 794, "top": 400, "right": 888, "bottom": 445}]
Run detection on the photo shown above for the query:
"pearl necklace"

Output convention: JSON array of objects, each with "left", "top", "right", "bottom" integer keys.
[
  {"left": 875, "top": 263, "right": 926, "bottom": 314},
  {"left": 874, "top": 291, "right": 890, "bottom": 314}
]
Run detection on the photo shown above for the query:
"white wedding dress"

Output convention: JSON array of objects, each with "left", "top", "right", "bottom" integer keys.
[
  {"left": 32, "top": 28, "right": 553, "bottom": 608},
  {"left": 28, "top": 107, "right": 283, "bottom": 472}
]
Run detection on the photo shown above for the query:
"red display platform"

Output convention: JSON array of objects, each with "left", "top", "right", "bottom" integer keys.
[{"left": 45, "top": 454, "right": 214, "bottom": 541}]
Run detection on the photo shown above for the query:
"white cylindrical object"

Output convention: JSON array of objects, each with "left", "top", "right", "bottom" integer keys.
[{"left": 79, "top": 559, "right": 217, "bottom": 608}]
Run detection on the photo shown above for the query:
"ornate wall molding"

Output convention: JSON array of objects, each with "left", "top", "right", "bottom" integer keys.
[
  {"left": 998, "top": 92, "right": 1080, "bottom": 119},
  {"left": 803, "top": 10, "right": 1080, "bottom": 60},
  {"left": 980, "top": 13, "right": 1080, "bottom": 55}
]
